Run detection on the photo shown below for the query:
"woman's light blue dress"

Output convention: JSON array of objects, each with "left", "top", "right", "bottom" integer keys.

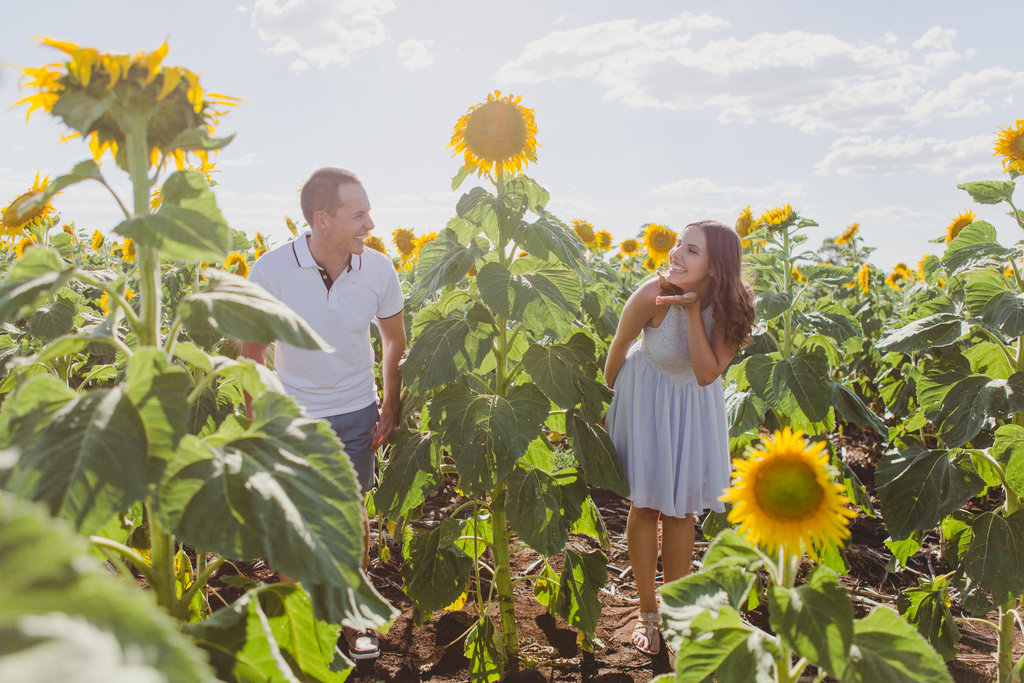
[{"left": 606, "top": 304, "right": 731, "bottom": 518}]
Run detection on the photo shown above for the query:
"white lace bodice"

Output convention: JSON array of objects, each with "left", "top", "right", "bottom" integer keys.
[{"left": 638, "top": 304, "right": 714, "bottom": 387}]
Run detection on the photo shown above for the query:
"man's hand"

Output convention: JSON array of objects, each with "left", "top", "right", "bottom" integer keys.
[{"left": 370, "top": 405, "right": 397, "bottom": 450}]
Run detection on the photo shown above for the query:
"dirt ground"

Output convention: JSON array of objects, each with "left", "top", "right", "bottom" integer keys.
[{"left": 211, "top": 425, "right": 1021, "bottom": 681}]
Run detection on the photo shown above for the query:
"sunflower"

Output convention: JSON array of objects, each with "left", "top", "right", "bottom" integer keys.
[
  {"left": 448, "top": 90, "right": 539, "bottom": 180},
  {"left": 642, "top": 254, "right": 658, "bottom": 272},
  {"left": 720, "top": 428, "right": 857, "bottom": 558},
  {"left": 735, "top": 206, "right": 753, "bottom": 238},
  {"left": 994, "top": 119, "right": 1024, "bottom": 175},
  {"left": 1, "top": 173, "right": 56, "bottom": 235},
  {"left": 620, "top": 238, "right": 639, "bottom": 256},
  {"left": 14, "top": 235, "right": 36, "bottom": 259},
  {"left": 917, "top": 255, "right": 932, "bottom": 280},
  {"left": 16, "top": 39, "right": 240, "bottom": 167},
  {"left": 852, "top": 264, "right": 871, "bottom": 293},
  {"left": 835, "top": 222, "right": 859, "bottom": 246},
  {"left": 412, "top": 232, "right": 437, "bottom": 256},
  {"left": 392, "top": 228, "right": 417, "bottom": 257},
  {"left": 364, "top": 234, "right": 387, "bottom": 253},
  {"left": 791, "top": 267, "right": 806, "bottom": 284},
  {"left": 120, "top": 238, "right": 136, "bottom": 263},
  {"left": 253, "top": 231, "right": 268, "bottom": 251},
  {"left": 285, "top": 216, "right": 298, "bottom": 237},
  {"left": 90, "top": 230, "right": 104, "bottom": 251},
  {"left": 758, "top": 204, "right": 797, "bottom": 231},
  {"left": 572, "top": 220, "right": 596, "bottom": 246},
  {"left": 945, "top": 210, "right": 976, "bottom": 243},
  {"left": 224, "top": 251, "right": 248, "bottom": 279},
  {"left": 595, "top": 230, "right": 613, "bottom": 252},
  {"left": 642, "top": 223, "right": 675, "bottom": 262},
  {"left": 885, "top": 263, "right": 913, "bottom": 291}
]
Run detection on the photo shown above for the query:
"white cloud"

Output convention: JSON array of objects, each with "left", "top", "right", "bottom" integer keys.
[
  {"left": 913, "top": 26, "right": 956, "bottom": 51},
  {"left": 397, "top": 39, "right": 434, "bottom": 70},
  {"left": 498, "top": 16, "right": 1023, "bottom": 134},
  {"left": 251, "top": 0, "right": 395, "bottom": 69},
  {"left": 649, "top": 177, "right": 808, "bottom": 200},
  {"left": 816, "top": 133, "right": 992, "bottom": 176},
  {"left": 218, "top": 152, "right": 259, "bottom": 167},
  {"left": 853, "top": 205, "right": 946, "bottom": 233}
]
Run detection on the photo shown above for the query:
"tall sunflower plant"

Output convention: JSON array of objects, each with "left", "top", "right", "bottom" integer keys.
[
  {"left": 0, "top": 40, "right": 392, "bottom": 682},
  {"left": 652, "top": 428, "right": 952, "bottom": 683},
  {"left": 371, "top": 91, "right": 628, "bottom": 681},
  {"left": 720, "top": 204, "right": 883, "bottom": 562},
  {"left": 871, "top": 122, "right": 1024, "bottom": 682}
]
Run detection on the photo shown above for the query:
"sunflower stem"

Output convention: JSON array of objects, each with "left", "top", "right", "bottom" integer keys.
[
  {"left": 123, "top": 108, "right": 161, "bottom": 348},
  {"left": 489, "top": 482, "right": 520, "bottom": 671},
  {"left": 997, "top": 600, "right": 1017, "bottom": 683}
]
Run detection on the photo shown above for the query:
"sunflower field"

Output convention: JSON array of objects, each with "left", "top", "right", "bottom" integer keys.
[{"left": 3, "top": 38, "right": 1024, "bottom": 683}]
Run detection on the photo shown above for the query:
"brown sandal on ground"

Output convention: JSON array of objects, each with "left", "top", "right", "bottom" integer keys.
[
  {"left": 631, "top": 611, "right": 660, "bottom": 655},
  {"left": 340, "top": 626, "right": 380, "bottom": 661}
]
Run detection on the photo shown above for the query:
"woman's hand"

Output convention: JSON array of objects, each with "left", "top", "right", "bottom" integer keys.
[{"left": 655, "top": 291, "right": 700, "bottom": 310}]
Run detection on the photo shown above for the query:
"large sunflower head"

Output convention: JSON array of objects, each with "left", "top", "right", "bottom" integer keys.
[
  {"left": 572, "top": 220, "right": 596, "bottom": 246},
  {"left": 595, "top": 230, "right": 613, "bottom": 251},
  {"left": 945, "top": 210, "right": 976, "bottom": 243},
  {"left": 449, "top": 90, "right": 538, "bottom": 180},
  {"left": 16, "top": 39, "right": 239, "bottom": 169},
  {"left": 835, "top": 222, "right": 859, "bottom": 246},
  {"left": 735, "top": 205, "right": 753, "bottom": 238},
  {"left": 14, "top": 235, "right": 36, "bottom": 259},
  {"left": 1, "top": 173, "right": 57, "bottom": 236},
  {"left": 224, "top": 251, "right": 248, "bottom": 279},
  {"left": 642, "top": 223, "right": 676, "bottom": 261},
  {"left": 720, "top": 428, "right": 857, "bottom": 558},
  {"left": 620, "top": 238, "right": 639, "bottom": 256},
  {"left": 856, "top": 263, "right": 871, "bottom": 293},
  {"left": 392, "top": 228, "right": 417, "bottom": 257},
  {"left": 758, "top": 204, "right": 797, "bottom": 232},
  {"left": 364, "top": 234, "right": 387, "bottom": 253},
  {"left": 994, "top": 119, "right": 1024, "bottom": 175}
]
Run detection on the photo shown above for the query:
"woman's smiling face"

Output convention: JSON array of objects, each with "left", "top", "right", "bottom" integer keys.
[{"left": 666, "top": 225, "right": 711, "bottom": 292}]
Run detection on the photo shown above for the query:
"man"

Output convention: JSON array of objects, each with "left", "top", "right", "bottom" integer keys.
[{"left": 242, "top": 167, "right": 405, "bottom": 661}]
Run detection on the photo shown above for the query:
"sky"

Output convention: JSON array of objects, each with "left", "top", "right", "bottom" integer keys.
[{"left": 2, "top": 1, "right": 1023, "bottom": 271}]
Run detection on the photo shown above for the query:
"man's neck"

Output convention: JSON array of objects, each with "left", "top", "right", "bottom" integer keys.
[{"left": 306, "top": 233, "right": 352, "bottom": 279}]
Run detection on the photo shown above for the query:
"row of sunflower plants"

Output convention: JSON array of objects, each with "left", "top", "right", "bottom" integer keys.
[
  {"left": 643, "top": 215, "right": 955, "bottom": 681},
  {"left": 0, "top": 40, "right": 386, "bottom": 681},
  {"left": 870, "top": 145, "right": 1024, "bottom": 681},
  {"left": 369, "top": 91, "right": 629, "bottom": 679},
  {"left": 718, "top": 205, "right": 884, "bottom": 556}
]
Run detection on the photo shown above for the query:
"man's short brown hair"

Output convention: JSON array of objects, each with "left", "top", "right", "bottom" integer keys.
[{"left": 300, "top": 167, "right": 362, "bottom": 224}]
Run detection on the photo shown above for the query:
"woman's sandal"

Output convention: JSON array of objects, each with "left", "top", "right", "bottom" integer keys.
[{"left": 631, "top": 611, "right": 660, "bottom": 655}]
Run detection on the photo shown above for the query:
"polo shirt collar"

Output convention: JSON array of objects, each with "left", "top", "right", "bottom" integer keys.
[{"left": 292, "top": 232, "right": 362, "bottom": 272}]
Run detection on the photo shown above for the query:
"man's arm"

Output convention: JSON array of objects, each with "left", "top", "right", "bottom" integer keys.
[
  {"left": 240, "top": 341, "right": 268, "bottom": 419},
  {"left": 371, "top": 311, "right": 406, "bottom": 449}
]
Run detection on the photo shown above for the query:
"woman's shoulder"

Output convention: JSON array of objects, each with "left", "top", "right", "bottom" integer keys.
[{"left": 632, "top": 276, "right": 663, "bottom": 302}]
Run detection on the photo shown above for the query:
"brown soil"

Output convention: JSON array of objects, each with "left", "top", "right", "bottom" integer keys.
[{"left": 214, "top": 423, "right": 1021, "bottom": 681}]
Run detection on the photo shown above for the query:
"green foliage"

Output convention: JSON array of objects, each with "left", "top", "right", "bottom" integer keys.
[{"left": 0, "top": 493, "right": 216, "bottom": 682}]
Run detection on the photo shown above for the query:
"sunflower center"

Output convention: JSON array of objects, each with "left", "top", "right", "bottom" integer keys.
[
  {"left": 752, "top": 457, "right": 824, "bottom": 520},
  {"left": 463, "top": 100, "right": 528, "bottom": 162}
]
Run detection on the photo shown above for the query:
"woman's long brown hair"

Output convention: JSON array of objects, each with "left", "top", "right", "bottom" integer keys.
[{"left": 659, "top": 220, "right": 755, "bottom": 348}]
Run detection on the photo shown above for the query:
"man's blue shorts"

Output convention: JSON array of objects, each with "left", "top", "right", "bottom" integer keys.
[{"left": 325, "top": 403, "right": 378, "bottom": 494}]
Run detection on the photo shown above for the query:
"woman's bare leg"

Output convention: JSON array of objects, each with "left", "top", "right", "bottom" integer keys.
[
  {"left": 627, "top": 504, "right": 662, "bottom": 613},
  {"left": 661, "top": 513, "right": 695, "bottom": 583}
]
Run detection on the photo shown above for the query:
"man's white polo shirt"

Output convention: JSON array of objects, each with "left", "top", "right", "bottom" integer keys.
[{"left": 248, "top": 232, "right": 404, "bottom": 418}]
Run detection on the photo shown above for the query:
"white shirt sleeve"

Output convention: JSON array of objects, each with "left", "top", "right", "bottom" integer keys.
[{"left": 376, "top": 261, "right": 404, "bottom": 319}]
